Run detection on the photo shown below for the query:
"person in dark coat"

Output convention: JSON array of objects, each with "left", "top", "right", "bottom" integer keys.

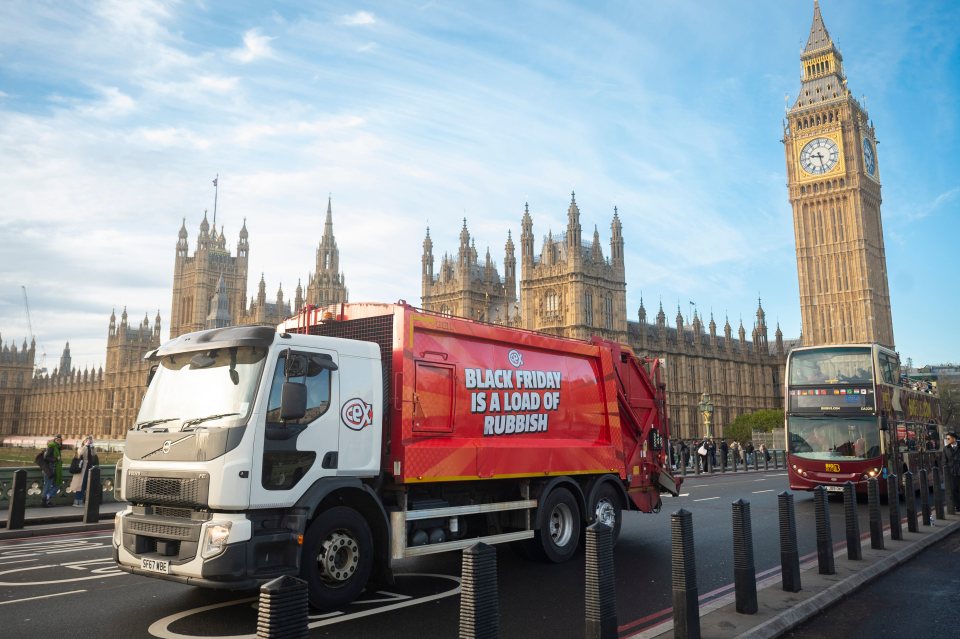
[
  {"left": 719, "top": 440, "right": 729, "bottom": 469},
  {"left": 680, "top": 440, "right": 690, "bottom": 470},
  {"left": 41, "top": 434, "right": 63, "bottom": 507},
  {"left": 943, "top": 432, "right": 960, "bottom": 513}
]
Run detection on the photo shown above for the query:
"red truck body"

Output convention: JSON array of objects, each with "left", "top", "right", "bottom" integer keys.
[{"left": 282, "top": 302, "right": 678, "bottom": 512}]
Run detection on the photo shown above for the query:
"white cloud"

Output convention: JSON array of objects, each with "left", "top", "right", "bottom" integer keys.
[
  {"left": 231, "top": 28, "right": 275, "bottom": 63},
  {"left": 136, "top": 127, "right": 211, "bottom": 150},
  {"left": 341, "top": 11, "right": 376, "bottom": 26}
]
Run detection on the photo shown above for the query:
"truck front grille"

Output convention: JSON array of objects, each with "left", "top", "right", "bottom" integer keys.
[
  {"left": 126, "top": 519, "right": 194, "bottom": 540},
  {"left": 126, "top": 471, "right": 210, "bottom": 508}
]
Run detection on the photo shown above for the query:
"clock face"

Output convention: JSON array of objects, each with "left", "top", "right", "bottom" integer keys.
[
  {"left": 862, "top": 138, "right": 876, "bottom": 175},
  {"left": 799, "top": 137, "right": 840, "bottom": 175}
]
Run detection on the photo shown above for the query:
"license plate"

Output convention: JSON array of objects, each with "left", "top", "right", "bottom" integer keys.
[
  {"left": 825, "top": 485, "right": 844, "bottom": 493},
  {"left": 141, "top": 557, "right": 170, "bottom": 574},
  {"left": 824, "top": 463, "right": 840, "bottom": 473}
]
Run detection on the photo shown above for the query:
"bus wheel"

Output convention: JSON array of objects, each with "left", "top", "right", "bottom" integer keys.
[
  {"left": 300, "top": 506, "right": 374, "bottom": 609},
  {"left": 588, "top": 482, "right": 623, "bottom": 544},
  {"left": 535, "top": 487, "right": 581, "bottom": 563}
]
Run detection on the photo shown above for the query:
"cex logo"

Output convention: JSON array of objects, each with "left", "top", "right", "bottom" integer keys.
[{"left": 341, "top": 398, "right": 374, "bottom": 431}]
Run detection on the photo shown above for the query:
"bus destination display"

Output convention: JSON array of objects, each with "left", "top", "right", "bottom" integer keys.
[{"left": 788, "top": 387, "right": 875, "bottom": 413}]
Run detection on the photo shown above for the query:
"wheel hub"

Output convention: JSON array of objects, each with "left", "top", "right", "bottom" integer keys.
[
  {"left": 595, "top": 499, "right": 617, "bottom": 528},
  {"left": 317, "top": 531, "right": 360, "bottom": 584},
  {"left": 549, "top": 503, "right": 574, "bottom": 546}
]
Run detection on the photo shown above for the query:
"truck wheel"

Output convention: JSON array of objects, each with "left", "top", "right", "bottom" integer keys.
[
  {"left": 588, "top": 482, "right": 622, "bottom": 544},
  {"left": 535, "top": 487, "right": 581, "bottom": 563},
  {"left": 300, "top": 506, "right": 374, "bottom": 609}
]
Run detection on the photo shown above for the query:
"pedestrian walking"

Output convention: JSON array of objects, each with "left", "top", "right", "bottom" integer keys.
[
  {"left": 697, "top": 439, "right": 709, "bottom": 471},
  {"left": 745, "top": 441, "right": 755, "bottom": 466},
  {"left": 708, "top": 439, "right": 717, "bottom": 468},
  {"left": 41, "top": 434, "right": 63, "bottom": 507},
  {"left": 68, "top": 435, "right": 97, "bottom": 507},
  {"left": 759, "top": 442, "right": 769, "bottom": 463},
  {"left": 719, "top": 439, "right": 729, "bottom": 469},
  {"left": 680, "top": 440, "right": 690, "bottom": 470},
  {"left": 943, "top": 432, "right": 960, "bottom": 513}
]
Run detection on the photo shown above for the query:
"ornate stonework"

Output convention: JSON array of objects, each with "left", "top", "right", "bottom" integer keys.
[{"left": 784, "top": 1, "right": 894, "bottom": 348}]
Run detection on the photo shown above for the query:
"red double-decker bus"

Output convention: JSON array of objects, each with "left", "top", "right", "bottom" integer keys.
[{"left": 785, "top": 344, "right": 941, "bottom": 494}]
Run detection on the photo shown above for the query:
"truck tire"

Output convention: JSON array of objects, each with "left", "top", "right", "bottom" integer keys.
[
  {"left": 534, "top": 487, "right": 581, "bottom": 563},
  {"left": 300, "top": 506, "right": 374, "bottom": 609},
  {"left": 588, "top": 482, "right": 623, "bottom": 544}
]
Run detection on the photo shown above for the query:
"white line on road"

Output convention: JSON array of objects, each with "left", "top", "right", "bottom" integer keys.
[
  {"left": 0, "top": 559, "right": 38, "bottom": 566},
  {"left": 678, "top": 493, "right": 690, "bottom": 497},
  {"left": 765, "top": 473, "right": 788, "bottom": 477},
  {"left": 0, "top": 589, "right": 87, "bottom": 606},
  {"left": 753, "top": 478, "right": 766, "bottom": 482},
  {"left": 752, "top": 490, "right": 775, "bottom": 494},
  {"left": 693, "top": 497, "right": 720, "bottom": 502},
  {"left": 686, "top": 484, "right": 709, "bottom": 488}
]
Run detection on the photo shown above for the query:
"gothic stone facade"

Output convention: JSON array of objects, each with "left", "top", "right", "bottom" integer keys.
[
  {"left": 0, "top": 310, "right": 160, "bottom": 441},
  {"left": 784, "top": 1, "right": 894, "bottom": 348},
  {"left": 421, "top": 193, "right": 786, "bottom": 440}
]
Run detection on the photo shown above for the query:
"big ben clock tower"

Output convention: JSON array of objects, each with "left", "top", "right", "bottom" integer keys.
[{"left": 784, "top": 1, "right": 894, "bottom": 348}]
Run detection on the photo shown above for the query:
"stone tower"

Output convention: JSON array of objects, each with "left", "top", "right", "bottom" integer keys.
[
  {"left": 421, "top": 219, "right": 516, "bottom": 323},
  {"left": 170, "top": 213, "right": 249, "bottom": 338},
  {"left": 305, "top": 196, "right": 348, "bottom": 309},
  {"left": 784, "top": 1, "right": 894, "bottom": 347},
  {"left": 520, "top": 194, "right": 627, "bottom": 343}
]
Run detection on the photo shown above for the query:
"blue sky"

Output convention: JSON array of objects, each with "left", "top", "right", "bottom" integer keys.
[{"left": 0, "top": 0, "right": 957, "bottom": 371}]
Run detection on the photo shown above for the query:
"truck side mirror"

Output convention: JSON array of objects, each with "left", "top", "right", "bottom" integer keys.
[
  {"left": 146, "top": 364, "right": 158, "bottom": 386},
  {"left": 280, "top": 382, "right": 308, "bottom": 421},
  {"left": 284, "top": 352, "right": 308, "bottom": 378}
]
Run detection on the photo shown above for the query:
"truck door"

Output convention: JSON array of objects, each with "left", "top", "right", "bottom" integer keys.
[{"left": 250, "top": 348, "right": 340, "bottom": 504}]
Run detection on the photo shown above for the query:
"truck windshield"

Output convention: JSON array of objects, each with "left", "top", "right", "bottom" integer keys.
[
  {"left": 136, "top": 346, "right": 267, "bottom": 429},
  {"left": 788, "top": 416, "right": 881, "bottom": 460}
]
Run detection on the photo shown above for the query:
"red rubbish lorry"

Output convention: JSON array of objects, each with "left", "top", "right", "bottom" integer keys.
[{"left": 114, "top": 302, "right": 680, "bottom": 608}]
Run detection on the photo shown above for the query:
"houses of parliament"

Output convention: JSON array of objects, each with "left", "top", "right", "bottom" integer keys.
[{"left": 0, "top": 2, "right": 894, "bottom": 442}]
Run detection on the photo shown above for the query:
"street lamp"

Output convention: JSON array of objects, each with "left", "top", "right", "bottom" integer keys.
[{"left": 698, "top": 392, "right": 715, "bottom": 439}]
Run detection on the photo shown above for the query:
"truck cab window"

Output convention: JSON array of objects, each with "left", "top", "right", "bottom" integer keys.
[{"left": 262, "top": 352, "right": 332, "bottom": 490}]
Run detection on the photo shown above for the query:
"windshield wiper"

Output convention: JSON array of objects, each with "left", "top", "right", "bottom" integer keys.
[
  {"left": 135, "top": 417, "right": 180, "bottom": 431},
  {"left": 181, "top": 412, "right": 241, "bottom": 430}
]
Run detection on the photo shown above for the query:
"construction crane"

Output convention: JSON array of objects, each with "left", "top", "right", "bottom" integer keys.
[{"left": 21, "top": 285, "right": 47, "bottom": 376}]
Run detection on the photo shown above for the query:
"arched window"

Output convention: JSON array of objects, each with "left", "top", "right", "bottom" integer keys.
[
  {"left": 603, "top": 295, "right": 614, "bottom": 330},
  {"left": 544, "top": 290, "right": 559, "bottom": 314},
  {"left": 584, "top": 292, "right": 593, "bottom": 326}
]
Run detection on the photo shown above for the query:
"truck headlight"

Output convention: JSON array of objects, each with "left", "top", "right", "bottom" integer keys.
[
  {"left": 113, "top": 512, "right": 123, "bottom": 548},
  {"left": 201, "top": 521, "right": 233, "bottom": 559}
]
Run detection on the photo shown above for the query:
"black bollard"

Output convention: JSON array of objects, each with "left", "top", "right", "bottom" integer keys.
[
  {"left": 6, "top": 469, "right": 27, "bottom": 530},
  {"left": 671, "top": 509, "right": 700, "bottom": 639},
  {"left": 933, "top": 466, "right": 946, "bottom": 521},
  {"left": 843, "top": 481, "right": 862, "bottom": 560},
  {"left": 887, "top": 473, "right": 902, "bottom": 541},
  {"left": 754, "top": 451, "right": 760, "bottom": 472},
  {"left": 709, "top": 455, "right": 715, "bottom": 474},
  {"left": 778, "top": 492, "right": 801, "bottom": 592},
  {"left": 904, "top": 470, "right": 918, "bottom": 533},
  {"left": 919, "top": 468, "right": 931, "bottom": 526},
  {"left": 682, "top": 459, "right": 687, "bottom": 477},
  {"left": 721, "top": 452, "right": 727, "bottom": 473},
  {"left": 83, "top": 466, "right": 102, "bottom": 524},
  {"left": 584, "top": 523, "right": 617, "bottom": 639},
  {"left": 763, "top": 450, "right": 769, "bottom": 471},
  {"left": 732, "top": 452, "right": 738, "bottom": 473},
  {"left": 257, "top": 575, "right": 308, "bottom": 639},
  {"left": 731, "top": 499, "right": 757, "bottom": 614},
  {"left": 459, "top": 542, "right": 499, "bottom": 639},
  {"left": 694, "top": 455, "right": 701, "bottom": 475},
  {"left": 867, "top": 478, "right": 884, "bottom": 550},
  {"left": 813, "top": 486, "right": 835, "bottom": 575}
]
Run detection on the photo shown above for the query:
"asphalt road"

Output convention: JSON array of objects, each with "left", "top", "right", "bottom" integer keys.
[{"left": 0, "top": 471, "right": 890, "bottom": 638}]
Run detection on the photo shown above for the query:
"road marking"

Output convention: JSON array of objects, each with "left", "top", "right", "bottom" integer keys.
[
  {"left": 147, "top": 573, "right": 462, "bottom": 638},
  {"left": 686, "top": 484, "right": 709, "bottom": 488},
  {"left": 765, "top": 473, "right": 788, "bottom": 477},
  {"left": 0, "top": 559, "right": 38, "bottom": 566},
  {"left": 0, "top": 589, "right": 87, "bottom": 606},
  {"left": 753, "top": 478, "right": 766, "bottom": 482},
  {"left": 693, "top": 497, "right": 719, "bottom": 502},
  {"left": 677, "top": 493, "right": 690, "bottom": 497},
  {"left": 752, "top": 490, "right": 775, "bottom": 494}
]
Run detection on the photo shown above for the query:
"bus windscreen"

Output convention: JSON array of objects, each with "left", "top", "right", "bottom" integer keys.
[
  {"left": 789, "top": 347, "right": 872, "bottom": 386},
  {"left": 787, "top": 415, "right": 881, "bottom": 460}
]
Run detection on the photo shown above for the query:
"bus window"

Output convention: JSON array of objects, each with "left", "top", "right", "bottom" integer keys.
[
  {"left": 877, "top": 352, "right": 899, "bottom": 385},
  {"left": 788, "top": 416, "right": 879, "bottom": 460},
  {"left": 790, "top": 347, "right": 872, "bottom": 385}
]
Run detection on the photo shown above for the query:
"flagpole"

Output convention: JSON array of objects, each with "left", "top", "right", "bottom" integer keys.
[{"left": 212, "top": 174, "right": 219, "bottom": 228}]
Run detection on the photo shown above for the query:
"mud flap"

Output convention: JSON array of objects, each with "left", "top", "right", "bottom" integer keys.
[{"left": 655, "top": 470, "right": 680, "bottom": 497}]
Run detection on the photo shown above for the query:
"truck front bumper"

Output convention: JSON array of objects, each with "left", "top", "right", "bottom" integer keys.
[{"left": 114, "top": 507, "right": 305, "bottom": 590}]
